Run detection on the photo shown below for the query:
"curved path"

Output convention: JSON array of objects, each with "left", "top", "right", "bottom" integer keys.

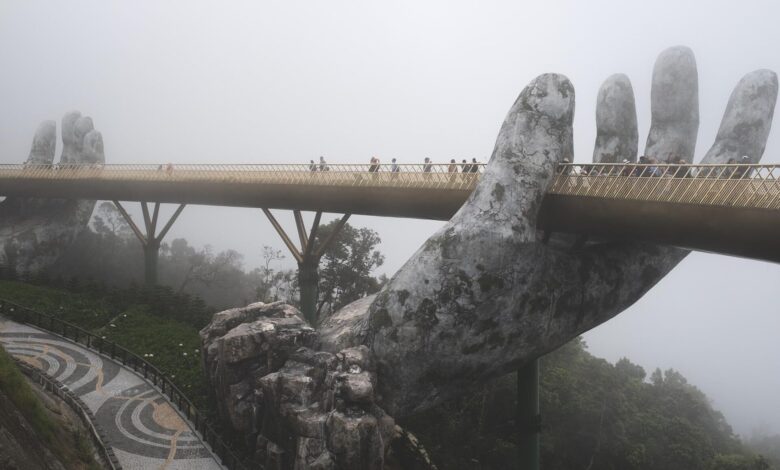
[{"left": 0, "top": 317, "right": 223, "bottom": 470}]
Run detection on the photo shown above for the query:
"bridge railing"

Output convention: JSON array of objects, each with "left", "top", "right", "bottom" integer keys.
[
  {"left": 0, "top": 163, "right": 486, "bottom": 190},
  {"left": 3, "top": 161, "right": 779, "bottom": 210},
  {"left": 0, "top": 298, "right": 249, "bottom": 470},
  {"left": 549, "top": 163, "right": 780, "bottom": 210}
]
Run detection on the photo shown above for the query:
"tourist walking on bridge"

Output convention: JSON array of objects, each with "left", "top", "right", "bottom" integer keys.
[
  {"left": 319, "top": 156, "right": 328, "bottom": 171},
  {"left": 461, "top": 159, "right": 470, "bottom": 173},
  {"left": 391, "top": 158, "right": 400, "bottom": 173},
  {"left": 309, "top": 160, "right": 317, "bottom": 172},
  {"left": 732, "top": 156, "right": 753, "bottom": 179},
  {"left": 423, "top": 157, "right": 433, "bottom": 173},
  {"left": 369, "top": 156, "right": 380, "bottom": 173},
  {"left": 470, "top": 158, "right": 480, "bottom": 173}
]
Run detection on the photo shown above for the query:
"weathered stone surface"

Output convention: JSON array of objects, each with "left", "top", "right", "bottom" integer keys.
[
  {"left": 645, "top": 46, "right": 699, "bottom": 162},
  {"left": 319, "top": 295, "right": 374, "bottom": 353},
  {"left": 701, "top": 69, "right": 778, "bottom": 164},
  {"left": 199, "top": 302, "right": 318, "bottom": 432},
  {"left": 0, "top": 112, "right": 103, "bottom": 273},
  {"left": 202, "top": 308, "right": 396, "bottom": 469},
  {"left": 593, "top": 74, "right": 638, "bottom": 163}
]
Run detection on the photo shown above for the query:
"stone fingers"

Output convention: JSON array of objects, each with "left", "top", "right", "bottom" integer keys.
[
  {"left": 64, "top": 113, "right": 104, "bottom": 165},
  {"left": 593, "top": 74, "right": 638, "bottom": 163},
  {"left": 644, "top": 46, "right": 699, "bottom": 163},
  {"left": 456, "top": 73, "right": 575, "bottom": 239},
  {"left": 60, "top": 111, "right": 82, "bottom": 164},
  {"left": 700, "top": 69, "right": 778, "bottom": 164},
  {"left": 25, "top": 121, "right": 57, "bottom": 166}
]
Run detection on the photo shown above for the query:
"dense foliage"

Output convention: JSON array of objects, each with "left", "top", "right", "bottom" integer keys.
[
  {"left": 314, "top": 219, "right": 386, "bottom": 318},
  {"left": 404, "top": 338, "right": 774, "bottom": 470}
]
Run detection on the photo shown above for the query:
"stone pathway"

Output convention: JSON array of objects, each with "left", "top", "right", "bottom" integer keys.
[{"left": 0, "top": 317, "right": 224, "bottom": 470}]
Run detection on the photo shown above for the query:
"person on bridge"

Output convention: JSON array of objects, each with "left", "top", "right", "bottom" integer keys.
[
  {"left": 461, "top": 159, "right": 470, "bottom": 173},
  {"left": 672, "top": 156, "right": 691, "bottom": 178},
  {"left": 391, "top": 158, "right": 400, "bottom": 173},
  {"left": 470, "top": 158, "right": 480, "bottom": 173},
  {"left": 648, "top": 158, "right": 662, "bottom": 177},
  {"left": 369, "top": 156, "right": 380, "bottom": 173},
  {"left": 319, "top": 156, "right": 329, "bottom": 171},
  {"left": 620, "top": 159, "right": 633, "bottom": 176},
  {"left": 448, "top": 159, "right": 458, "bottom": 173},
  {"left": 732, "top": 155, "right": 753, "bottom": 179},
  {"left": 309, "top": 160, "right": 317, "bottom": 172},
  {"left": 423, "top": 157, "right": 433, "bottom": 173}
]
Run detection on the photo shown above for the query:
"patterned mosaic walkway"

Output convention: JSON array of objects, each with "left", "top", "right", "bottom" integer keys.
[{"left": 0, "top": 317, "right": 223, "bottom": 470}]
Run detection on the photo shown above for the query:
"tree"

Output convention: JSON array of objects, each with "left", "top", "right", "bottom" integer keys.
[
  {"left": 255, "top": 245, "right": 295, "bottom": 303},
  {"left": 312, "top": 220, "right": 385, "bottom": 319},
  {"left": 92, "top": 202, "right": 131, "bottom": 238},
  {"left": 164, "top": 239, "right": 243, "bottom": 294}
]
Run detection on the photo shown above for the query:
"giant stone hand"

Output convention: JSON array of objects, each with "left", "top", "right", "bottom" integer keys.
[
  {"left": 320, "top": 46, "right": 778, "bottom": 417},
  {"left": 0, "top": 112, "right": 104, "bottom": 273},
  {"left": 200, "top": 46, "right": 777, "bottom": 468}
]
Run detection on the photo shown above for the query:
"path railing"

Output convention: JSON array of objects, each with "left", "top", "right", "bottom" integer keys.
[
  {"left": 0, "top": 298, "right": 249, "bottom": 470},
  {"left": 549, "top": 163, "right": 780, "bottom": 210},
  {"left": 2, "top": 161, "right": 779, "bottom": 210}
]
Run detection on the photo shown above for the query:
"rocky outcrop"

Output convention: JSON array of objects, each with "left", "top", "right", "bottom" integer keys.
[
  {"left": 200, "top": 303, "right": 396, "bottom": 469},
  {"left": 202, "top": 46, "right": 778, "bottom": 469},
  {"left": 201, "top": 302, "right": 319, "bottom": 432},
  {"left": 0, "top": 112, "right": 104, "bottom": 273}
]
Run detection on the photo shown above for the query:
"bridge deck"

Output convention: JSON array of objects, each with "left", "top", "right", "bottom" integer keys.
[{"left": 1, "top": 163, "right": 779, "bottom": 262}]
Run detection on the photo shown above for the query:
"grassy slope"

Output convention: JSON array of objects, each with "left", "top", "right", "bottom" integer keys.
[
  {"left": 0, "top": 345, "right": 102, "bottom": 469},
  {"left": 0, "top": 280, "right": 209, "bottom": 409}
]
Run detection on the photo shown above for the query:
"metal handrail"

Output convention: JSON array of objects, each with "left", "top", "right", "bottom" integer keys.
[
  {"left": 0, "top": 163, "right": 486, "bottom": 191},
  {"left": 0, "top": 298, "right": 249, "bottom": 470},
  {"left": 2, "top": 161, "right": 779, "bottom": 210},
  {"left": 549, "top": 163, "right": 780, "bottom": 210}
]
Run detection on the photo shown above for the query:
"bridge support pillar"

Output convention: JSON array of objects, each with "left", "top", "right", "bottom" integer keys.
[
  {"left": 298, "top": 259, "right": 319, "bottom": 325},
  {"left": 517, "top": 359, "right": 540, "bottom": 470},
  {"left": 144, "top": 240, "right": 160, "bottom": 286},
  {"left": 262, "top": 209, "right": 350, "bottom": 326},
  {"left": 113, "top": 201, "right": 186, "bottom": 286}
]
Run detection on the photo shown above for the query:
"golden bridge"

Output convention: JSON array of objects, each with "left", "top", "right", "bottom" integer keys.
[{"left": 1, "top": 162, "right": 779, "bottom": 263}]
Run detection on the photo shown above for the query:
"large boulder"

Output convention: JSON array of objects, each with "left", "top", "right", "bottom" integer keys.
[{"left": 200, "top": 305, "right": 396, "bottom": 469}]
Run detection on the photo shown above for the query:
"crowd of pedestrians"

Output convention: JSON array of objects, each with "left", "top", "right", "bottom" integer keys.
[
  {"left": 306, "top": 156, "right": 484, "bottom": 173},
  {"left": 557, "top": 154, "right": 755, "bottom": 179}
]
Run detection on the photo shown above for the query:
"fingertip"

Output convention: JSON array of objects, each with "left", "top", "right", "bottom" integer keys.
[
  {"left": 83, "top": 130, "right": 105, "bottom": 164},
  {"left": 27, "top": 120, "right": 57, "bottom": 165},
  {"left": 646, "top": 46, "right": 699, "bottom": 162},
  {"left": 594, "top": 74, "right": 638, "bottom": 163},
  {"left": 703, "top": 68, "right": 779, "bottom": 164}
]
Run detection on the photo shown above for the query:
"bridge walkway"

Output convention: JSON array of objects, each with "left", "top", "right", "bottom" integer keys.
[{"left": 1, "top": 162, "right": 779, "bottom": 262}]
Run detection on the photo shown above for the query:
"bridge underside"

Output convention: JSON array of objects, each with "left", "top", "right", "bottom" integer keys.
[
  {"left": 0, "top": 177, "right": 469, "bottom": 220},
  {"left": 539, "top": 195, "right": 780, "bottom": 264}
]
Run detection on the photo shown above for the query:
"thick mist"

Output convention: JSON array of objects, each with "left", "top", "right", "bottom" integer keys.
[{"left": 1, "top": 0, "right": 778, "bottom": 435}]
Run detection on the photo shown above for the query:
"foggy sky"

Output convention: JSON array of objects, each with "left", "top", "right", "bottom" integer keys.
[{"left": 1, "top": 0, "right": 778, "bottom": 436}]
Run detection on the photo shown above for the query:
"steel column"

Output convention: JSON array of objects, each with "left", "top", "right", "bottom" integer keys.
[{"left": 517, "top": 359, "right": 540, "bottom": 470}]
